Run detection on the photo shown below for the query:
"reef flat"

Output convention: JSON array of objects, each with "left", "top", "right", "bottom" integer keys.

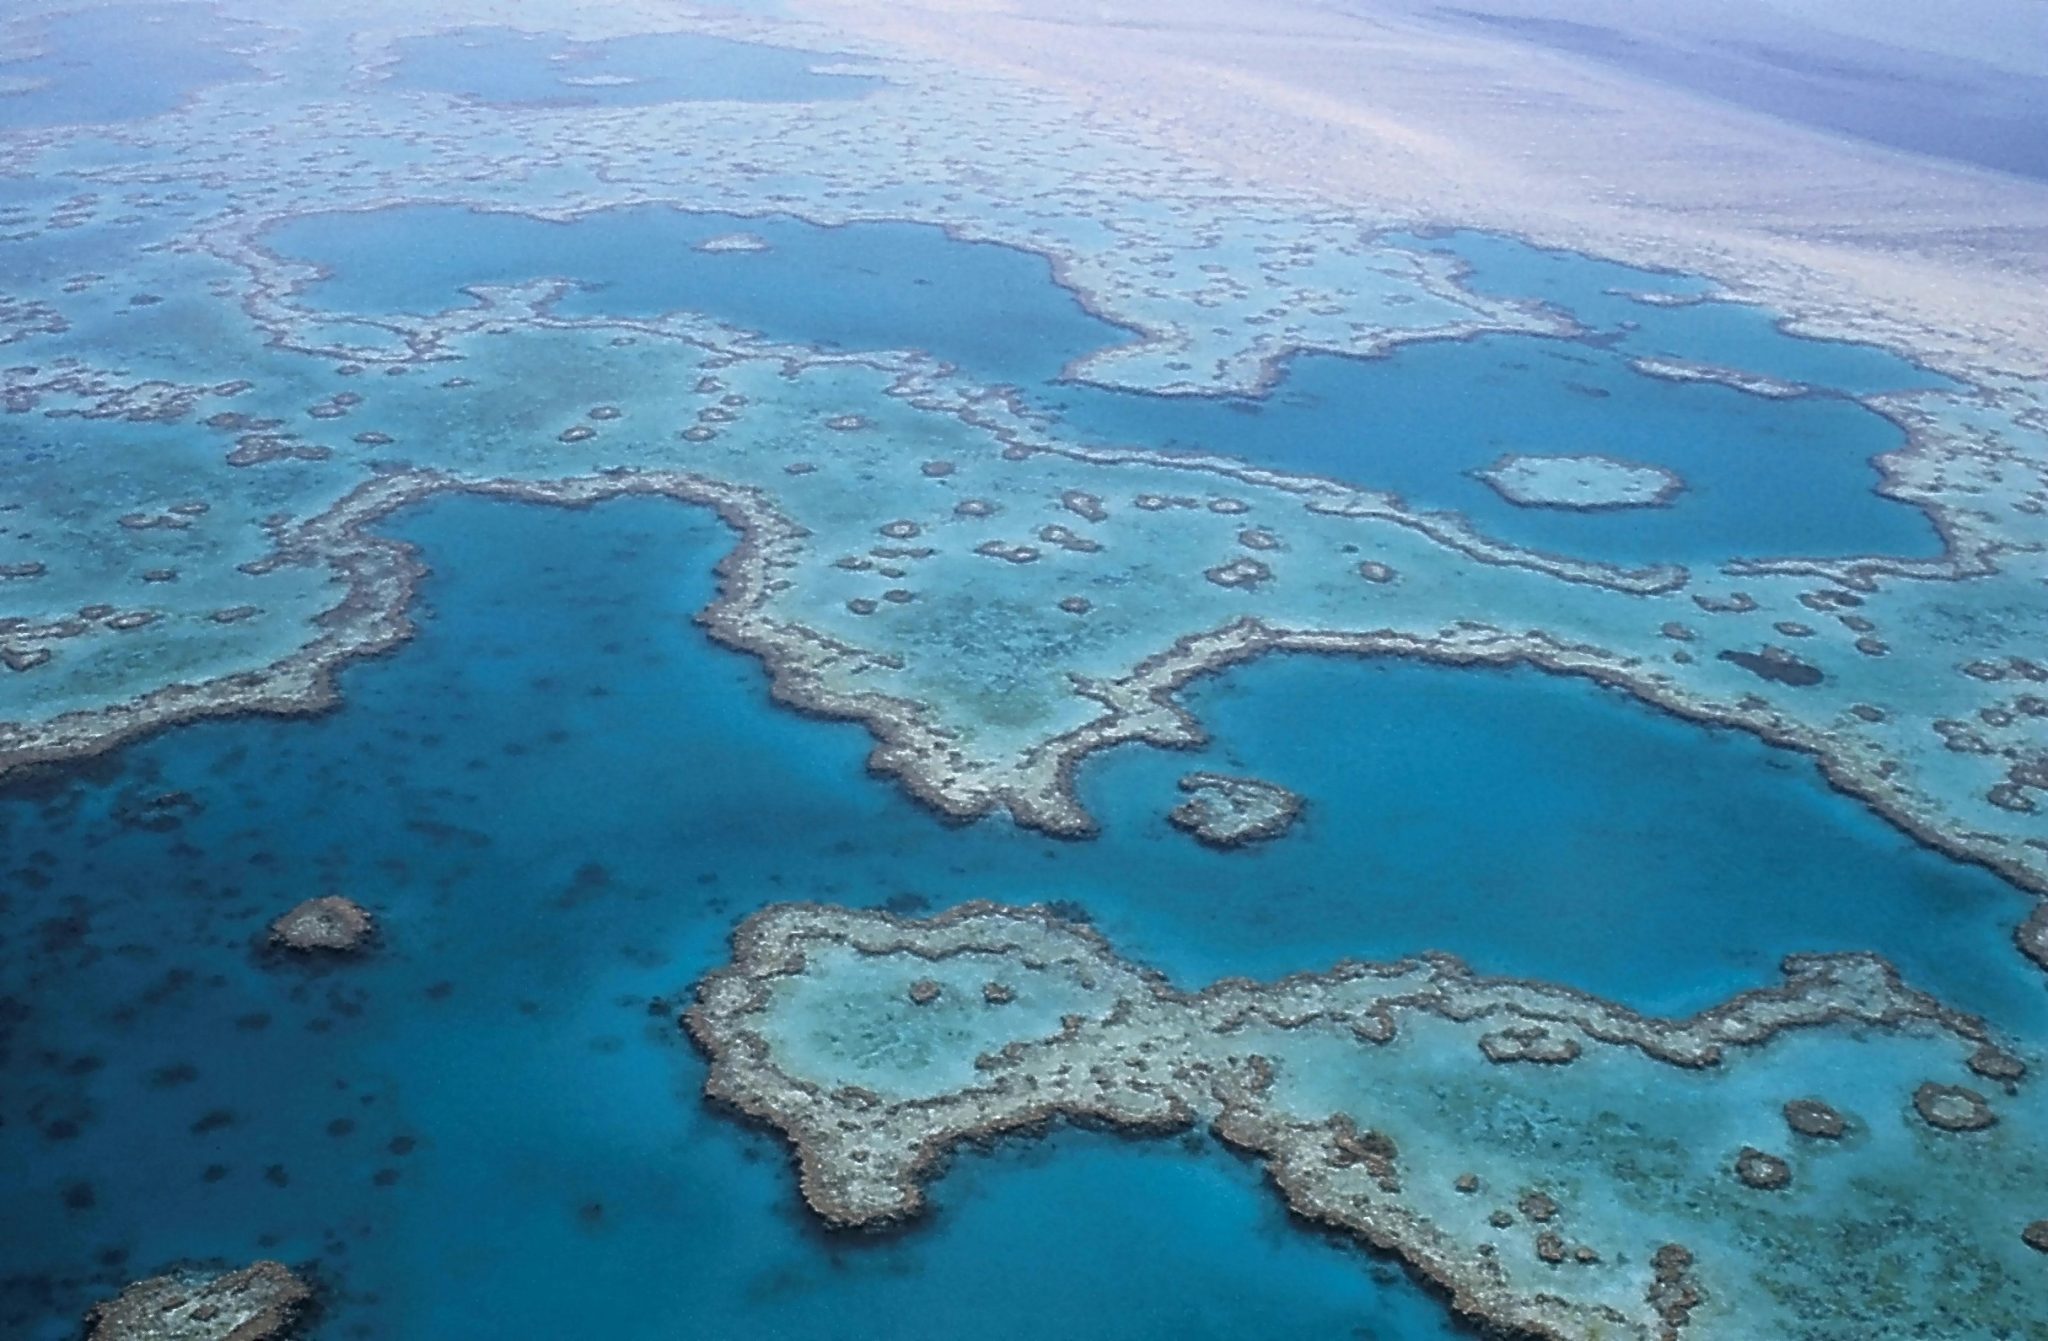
[
  {"left": 1474, "top": 453, "right": 1685, "bottom": 511},
  {"left": 689, "top": 901, "right": 2045, "bottom": 1340}
]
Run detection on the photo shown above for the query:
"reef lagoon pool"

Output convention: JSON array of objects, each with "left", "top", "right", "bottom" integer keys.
[
  {"left": 267, "top": 203, "right": 1947, "bottom": 568},
  {"left": 382, "top": 27, "right": 886, "bottom": 107}
]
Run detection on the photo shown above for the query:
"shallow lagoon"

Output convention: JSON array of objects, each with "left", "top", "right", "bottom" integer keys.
[
  {"left": 266, "top": 204, "right": 1109, "bottom": 387},
  {"left": 1042, "top": 338, "right": 1943, "bottom": 565},
  {"left": 268, "top": 203, "right": 1946, "bottom": 566},
  {"left": 1, "top": 495, "right": 2034, "bottom": 1339},
  {"left": 1400, "top": 228, "right": 1957, "bottom": 395},
  {"left": 383, "top": 27, "right": 883, "bottom": 107},
  {"left": 0, "top": 4, "right": 262, "bottom": 130}
]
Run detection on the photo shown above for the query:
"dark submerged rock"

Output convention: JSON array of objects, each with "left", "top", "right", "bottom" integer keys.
[
  {"left": 1733, "top": 1147, "right": 1792, "bottom": 1190},
  {"left": 1782, "top": 1098, "right": 1847, "bottom": 1140},
  {"left": 1912, "top": 1082, "right": 1996, "bottom": 1132},
  {"left": 1717, "top": 646, "right": 1823, "bottom": 687}
]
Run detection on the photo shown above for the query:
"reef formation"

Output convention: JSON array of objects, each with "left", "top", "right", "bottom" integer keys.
[
  {"left": 83, "top": 1261, "right": 311, "bottom": 1341},
  {"left": 2021, "top": 905, "right": 2048, "bottom": 973},
  {"left": 267, "top": 896, "right": 374, "bottom": 954},
  {"left": 0, "top": 0, "right": 2043, "bottom": 979},
  {"left": 1474, "top": 453, "right": 1686, "bottom": 511},
  {"left": 1, "top": 0, "right": 2045, "bottom": 1335},
  {"left": 3, "top": 290, "right": 2043, "bottom": 945},
  {"left": 688, "top": 901, "right": 2045, "bottom": 1341},
  {"left": 1166, "top": 770, "right": 1303, "bottom": 846}
]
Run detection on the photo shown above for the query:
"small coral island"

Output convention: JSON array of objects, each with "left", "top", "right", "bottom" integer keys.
[
  {"left": 1474, "top": 453, "right": 1685, "bottom": 511},
  {"left": 1166, "top": 771, "right": 1303, "bottom": 847},
  {"left": 688, "top": 901, "right": 2044, "bottom": 1340}
]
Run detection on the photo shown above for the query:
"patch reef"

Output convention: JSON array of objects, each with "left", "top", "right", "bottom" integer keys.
[
  {"left": 1166, "top": 770, "right": 1304, "bottom": 846},
  {"left": 689, "top": 901, "right": 2040, "bottom": 1340},
  {"left": 83, "top": 1261, "right": 311, "bottom": 1341},
  {"left": 1474, "top": 453, "right": 1686, "bottom": 511}
]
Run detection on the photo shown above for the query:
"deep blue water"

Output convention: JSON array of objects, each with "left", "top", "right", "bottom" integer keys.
[
  {"left": 0, "top": 4, "right": 262, "bottom": 129},
  {"left": 1, "top": 495, "right": 2033, "bottom": 1339},
  {"left": 1082, "top": 655, "right": 2042, "bottom": 1031},
  {"left": 383, "top": 27, "right": 883, "bottom": 107},
  {"left": 267, "top": 203, "right": 1944, "bottom": 565}
]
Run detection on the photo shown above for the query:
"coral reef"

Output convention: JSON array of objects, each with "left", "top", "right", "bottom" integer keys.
[
  {"left": 1474, "top": 453, "right": 1685, "bottom": 511},
  {"left": 1732, "top": 1147, "right": 1791, "bottom": 1191},
  {"left": 1165, "top": 771, "right": 1303, "bottom": 847},
  {"left": 1912, "top": 1082, "right": 1997, "bottom": 1132},
  {"left": 2020, "top": 905, "right": 2048, "bottom": 972},
  {"left": 696, "top": 232, "right": 769, "bottom": 254},
  {"left": 83, "top": 1261, "right": 311, "bottom": 1341},
  {"left": 688, "top": 901, "right": 2040, "bottom": 1340},
  {"left": 0, "top": 0, "right": 2045, "bottom": 1048},
  {"left": 1781, "top": 1099, "right": 1846, "bottom": 1140},
  {"left": 1628, "top": 356, "right": 1806, "bottom": 400},
  {"left": 267, "top": 896, "right": 375, "bottom": 954}
]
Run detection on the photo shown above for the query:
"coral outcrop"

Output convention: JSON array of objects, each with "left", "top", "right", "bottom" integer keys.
[
  {"left": 83, "top": 1261, "right": 311, "bottom": 1341},
  {"left": 1165, "top": 771, "right": 1303, "bottom": 847},
  {"left": 267, "top": 896, "right": 374, "bottom": 954}
]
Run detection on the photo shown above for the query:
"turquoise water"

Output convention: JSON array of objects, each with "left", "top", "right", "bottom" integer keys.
[
  {"left": 1042, "top": 340, "right": 1942, "bottom": 564},
  {"left": 1401, "top": 229, "right": 1957, "bottom": 394},
  {"left": 0, "top": 4, "right": 262, "bottom": 129},
  {"left": 383, "top": 27, "right": 883, "bottom": 107},
  {"left": 268, "top": 204, "right": 1944, "bottom": 565},
  {"left": 6, "top": 8, "right": 2042, "bottom": 1336},
  {"left": 267, "top": 204, "right": 1115, "bottom": 389},
  {"left": 1, "top": 495, "right": 2034, "bottom": 1338}
]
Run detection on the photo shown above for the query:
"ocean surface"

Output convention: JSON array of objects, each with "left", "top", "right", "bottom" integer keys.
[
  {"left": 0, "top": 4, "right": 263, "bottom": 130},
  {"left": 4, "top": 27, "right": 2041, "bottom": 1335},
  {"left": 2, "top": 490, "right": 2034, "bottom": 1339},
  {"left": 268, "top": 204, "right": 1946, "bottom": 566},
  {"left": 382, "top": 27, "right": 884, "bottom": 107}
]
